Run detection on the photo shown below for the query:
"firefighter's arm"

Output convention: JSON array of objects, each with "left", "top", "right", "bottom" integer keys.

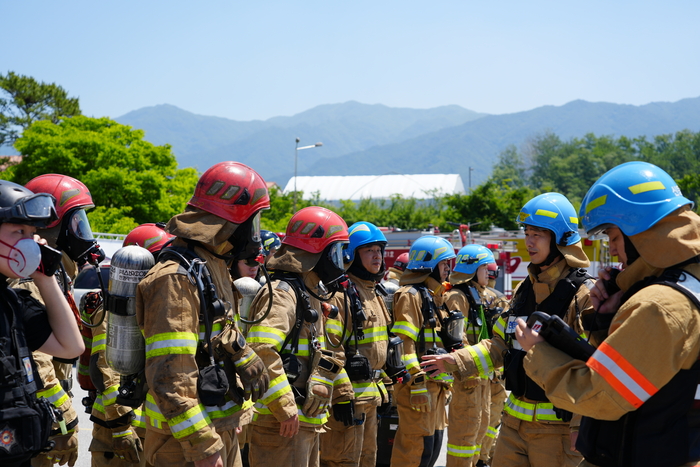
[
  {"left": 391, "top": 289, "right": 424, "bottom": 376},
  {"left": 34, "top": 351, "right": 80, "bottom": 434},
  {"left": 325, "top": 294, "right": 352, "bottom": 403},
  {"left": 524, "top": 285, "right": 700, "bottom": 421},
  {"left": 139, "top": 272, "right": 223, "bottom": 462},
  {"left": 246, "top": 282, "right": 298, "bottom": 422}
]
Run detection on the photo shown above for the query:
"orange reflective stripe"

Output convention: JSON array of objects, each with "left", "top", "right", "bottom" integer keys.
[{"left": 587, "top": 342, "right": 657, "bottom": 408}]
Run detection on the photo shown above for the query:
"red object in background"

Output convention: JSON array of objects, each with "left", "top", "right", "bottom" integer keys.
[{"left": 499, "top": 251, "right": 521, "bottom": 274}]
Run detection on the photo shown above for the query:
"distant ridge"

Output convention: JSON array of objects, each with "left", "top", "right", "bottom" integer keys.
[{"left": 116, "top": 97, "right": 700, "bottom": 189}]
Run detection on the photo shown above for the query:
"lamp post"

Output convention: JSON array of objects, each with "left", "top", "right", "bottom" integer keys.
[
  {"left": 469, "top": 166, "right": 474, "bottom": 193},
  {"left": 293, "top": 138, "right": 323, "bottom": 212}
]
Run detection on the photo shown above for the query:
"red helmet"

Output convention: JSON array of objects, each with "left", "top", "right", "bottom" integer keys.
[
  {"left": 188, "top": 162, "right": 270, "bottom": 224},
  {"left": 283, "top": 207, "right": 349, "bottom": 254},
  {"left": 25, "top": 174, "right": 94, "bottom": 229},
  {"left": 123, "top": 223, "right": 175, "bottom": 254},
  {"left": 393, "top": 252, "right": 409, "bottom": 271}
]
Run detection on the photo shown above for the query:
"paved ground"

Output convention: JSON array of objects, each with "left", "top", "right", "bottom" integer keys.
[{"left": 69, "top": 370, "right": 448, "bottom": 467}]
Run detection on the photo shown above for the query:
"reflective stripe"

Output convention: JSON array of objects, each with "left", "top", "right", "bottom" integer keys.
[
  {"left": 91, "top": 332, "right": 106, "bottom": 354},
  {"left": 392, "top": 321, "right": 419, "bottom": 340},
  {"left": 629, "top": 181, "right": 665, "bottom": 195},
  {"left": 37, "top": 382, "right": 69, "bottom": 408},
  {"left": 403, "top": 353, "right": 420, "bottom": 372},
  {"left": 333, "top": 370, "right": 350, "bottom": 387},
  {"left": 326, "top": 320, "right": 343, "bottom": 336},
  {"left": 493, "top": 317, "right": 506, "bottom": 340},
  {"left": 485, "top": 425, "right": 498, "bottom": 439},
  {"left": 145, "top": 332, "right": 198, "bottom": 358},
  {"left": 411, "top": 387, "right": 428, "bottom": 395},
  {"left": 112, "top": 429, "right": 133, "bottom": 438},
  {"left": 93, "top": 394, "right": 106, "bottom": 414},
  {"left": 467, "top": 342, "right": 494, "bottom": 379},
  {"left": 132, "top": 408, "right": 146, "bottom": 429},
  {"left": 346, "top": 326, "right": 388, "bottom": 345},
  {"left": 427, "top": 371, "right": 454, "bottom": 384},
  {"left": 446, "top": 443, "right": 479, "bottom": 458},
  {"left": 198, "top": 321, "right": 223, "bottom": 341},
  {"left": 102, "top": 385, "right": 119, "bottom": 406},
  {"left": 167, "top": 404, "right": 211, "bottom": 439},
  {"left": 503, "top": 393, "right": 561, "bottom": 422},
  {"left": 352, "top": 381, "right": 381, "bottom": 398},
  {"left": 259, "top": 374, "right": 293, "bottom": 406},
  {"left": 587, "top": 342, "right": 657, "bottom": 408},
  {"left": 253, "top": 404, "right": 329, "bottom": 425},
  {"left": 234, "top": 351, "right": 256, "bottom": 368},
  {"left": 144, "top": 391, "right": 248, "bottom": 433},
  {"left": 246, "top": 326, "right": 286, "bottom": 350}
]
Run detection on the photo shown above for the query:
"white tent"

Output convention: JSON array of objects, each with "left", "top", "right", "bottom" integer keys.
[{"left": 283, "top": 174, "right": 465, "bottom": 201}]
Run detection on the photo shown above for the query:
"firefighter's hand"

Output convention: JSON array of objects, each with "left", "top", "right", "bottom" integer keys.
[
  {"left": 332, "top": 400, "right": 355, "bottom": 427},
  {"left": 280, "top": 414, "right": 300, "bottom": 438},
  {"left": 420, "top": 353, "right": 458, "bottom": 377},
  {"left": 195, "top": 452, "right": 223, "bottom": 467},
  {"left": 218, "top": 327, "right": 269, "bottom": 402},
  {"left": 377, "top": 391, "right": 393, "bottom": 416},
  {"left": 591, "top": 267, "right": 624, "bottom": 315},
  {"left": 45, "top": 430, "right": 79, "bottom": 466},
  {"left": 303, "top": 353, "right": 343, "bottom": 418},
  {"left": 233, "top": 347, "right": 269, "bottom": 402},
  {"left": 514, "top": 317, "right": 544, "bottom": 352},
  {"left": 111, "top": 426, "right": 142, "bottom": 463},
  {"left": 409, "top": 374, "right": 431, "bottom": 412}
]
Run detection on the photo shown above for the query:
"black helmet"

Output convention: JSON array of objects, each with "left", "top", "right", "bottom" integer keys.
[{"left": 0, "top": 181, "right": 58, "bottom": 227}]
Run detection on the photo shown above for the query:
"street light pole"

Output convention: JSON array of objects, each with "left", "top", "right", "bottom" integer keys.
[
  {"left": 469, "top": 166, "right": 474, "bottom": 193},
  {"left": 293, "top": 138, "right": 323, "bottom": 213}
]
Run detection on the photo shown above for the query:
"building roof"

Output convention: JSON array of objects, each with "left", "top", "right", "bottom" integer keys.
[{"left": 283, "top": 174, "right": 465, "bottom": 201}]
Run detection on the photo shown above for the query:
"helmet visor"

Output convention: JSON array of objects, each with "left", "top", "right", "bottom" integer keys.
[
  {"left": 250, "top": 211, "right": 261, "bottom": 243},
  {"left": 328, "top": 242, "right": 348, "bottom": 270},
  {"left": 68, "top": 209, "right": 95, "bottom": 241},
  {"left": 0, "top": 193, "right": 58, "bottom": 226}
]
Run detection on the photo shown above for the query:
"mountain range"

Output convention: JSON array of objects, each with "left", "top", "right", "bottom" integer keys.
[{"left": 115, "top": 97, "right": 700, "bottom": 191}]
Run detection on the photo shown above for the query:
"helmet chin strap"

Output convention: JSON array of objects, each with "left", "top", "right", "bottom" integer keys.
[{"left": 621, "top": 231, "right": 640, "bottom": 266}]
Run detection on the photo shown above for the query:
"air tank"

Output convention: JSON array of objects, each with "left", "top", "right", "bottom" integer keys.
[{"left": 106, "top": 245, "right": 154, "bottom": 375}]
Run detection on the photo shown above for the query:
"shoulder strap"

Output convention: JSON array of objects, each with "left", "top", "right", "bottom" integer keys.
[
  {"left": 269, "top": 271, "right": 313, "bottom": 354},
  {"left": 539, "top": 268, "right": 591, "bottom": 319},
  {"left": 654, "top": 268, "right": 700, "bottom": 311}
]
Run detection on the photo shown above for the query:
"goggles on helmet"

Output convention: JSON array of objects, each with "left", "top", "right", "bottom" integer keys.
[
  {"left": 68, "top": 209, "right": 95, "bottom": 241},
  {"left": 0, "top": 193, "right": 58, "bottom": 227},
  {"left": 328, "top": 242, "right": 348, "bottom": 271}
]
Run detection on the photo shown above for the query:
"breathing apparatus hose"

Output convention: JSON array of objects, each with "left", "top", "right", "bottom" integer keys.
[
  {"left": 81, "top": 258, "right": 107, "bottom": 328},
  {"left": 238, "top": 263, "right": 274, "bottom": 325}
]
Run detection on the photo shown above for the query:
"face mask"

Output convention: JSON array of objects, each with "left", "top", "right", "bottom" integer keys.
[{"left": 0, "top": 238, "right": 41, "bottom": 278}]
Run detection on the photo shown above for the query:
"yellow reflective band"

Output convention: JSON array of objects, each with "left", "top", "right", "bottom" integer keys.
[
  {"left": 585, "top": 195, "right": 607, "bottom": 214},
  {"left": 535, "top": 209, "right": 558, "bottom": 219},
  {"left": 434, "top": 246, "right": 447, "bottom": 256},
  {"left": 629, "top": 181, "right": 665, "bottom": 195},
  {"left": 518, "top": 212, "right": 530, "bottom": 222},
  {"left": 569, "top": 216, "right": 578, "bottom": 224}
]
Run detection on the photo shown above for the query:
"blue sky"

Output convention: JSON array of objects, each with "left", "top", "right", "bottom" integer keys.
[{"left": 2, "top": 1, "right": 698, "bottom": 122}]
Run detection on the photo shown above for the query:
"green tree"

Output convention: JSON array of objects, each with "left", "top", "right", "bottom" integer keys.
[
  {"left": 8, "top": 116, "right": 199, "bottom": 233},
  {"left": 445, "top": 181, "right": 534, "bottom": 231},
  {"left": 0, "top": 71, "right": 81, "bottom": 146},
  {"left": 490, "top": 144, "right": 528, "bottom": 188}
]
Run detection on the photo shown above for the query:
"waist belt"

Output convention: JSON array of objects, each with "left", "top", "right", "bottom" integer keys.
[{"left": 503, "top": 393, "right": 563, "bottom": 423}]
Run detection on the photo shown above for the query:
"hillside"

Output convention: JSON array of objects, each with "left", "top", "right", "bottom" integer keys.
[
  {"left": 308, "top": 97, "right": 700, "bottom": 188},
  {"left": 116, "top": 101, "right": 487, "bottom": 184}
]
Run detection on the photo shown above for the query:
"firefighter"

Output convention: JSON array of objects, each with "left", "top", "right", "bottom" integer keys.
[
  {"left": 385, "top": 252, "right": 408, "bottom": 284},
  {"left": 135, "top": 161, "right": 270, "bottom": 467},
  {"left": 320, "top": 221, "right": 393, "bottom": 467},
  {"left": 86, "top": 223, "right": 175, "bottom": 467},
  {"left": 244, "top": 207, "right": 353, "bottom": 466},
  {"left": 20, "top": 174, "right": 104, "bottom": 467},
  {"left": 260, "top": 230, "right": 281, "bottom": 263},
  {"left": 443, "top": 244, "right": 506, "bottom": 466},
  {"left": 481, "top": 262, "right": 507, "bottom": 467},
  {"left": 422, "top": 193, "right": 595, "bottom": 467},
  {"left": 515, "top": 162, "right": 700, "bottom": 467},
  {"left": 0, "top": 182, "right": 85, "bottom": 467},
  {"left": 390, "top": 235, "right": 456, "bottom": 467}
]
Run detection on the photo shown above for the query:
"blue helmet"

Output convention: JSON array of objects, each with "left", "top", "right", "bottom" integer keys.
[
  {"left": 580, "top": 161, "right": 693, "bottom": 237},
  {"left": 343, "top": 221, "right": 387, "bottom": 264},
  {"left": 406, "top": 236, "right": 456, "bottom": 271},
  {"left": 260, "top": 230, "right": 281, "bottom": 256},
  {"left": 454, "top": 244, "right": 495, "bottom": 275},
  {"left": 517, "top": 193, "right": 581, "bottom": 246}
]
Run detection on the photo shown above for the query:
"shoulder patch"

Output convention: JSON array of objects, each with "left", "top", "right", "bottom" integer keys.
[
  {"left": 275, "top": 280, "right": 291, "bottom": 292},
  {"left": 407, "top": 286, "right": 418, "bottom": 295}
]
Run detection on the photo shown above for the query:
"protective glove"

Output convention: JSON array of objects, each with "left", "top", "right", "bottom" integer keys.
[
  {"left": 111, "top": 425, "right": 142, "bottom": 463},
  {"left": 377, "top": 391, "right": 393, "bottom": 416},
  {"left": 44, "top": 430, "right": 79, "bottom": 466},
  {"left": 332, "top": 400, "right": 355, "bottom": 427},
  {"left": 303, "top": 351, "right": 343, "bottom": 418},
  {"left": 216, "top": 324, "right": 269, "bottom": 402},
  {"left": 409, "top": 374, "right": 431, "bottom": 412}
]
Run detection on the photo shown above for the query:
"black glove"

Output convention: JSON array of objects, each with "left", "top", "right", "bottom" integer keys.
[
  {"left": 332, "top": 400, "right": 355, "bottom": 427},
  {"left": 377, "top": 392, "right": 393, "bottom": 416}
]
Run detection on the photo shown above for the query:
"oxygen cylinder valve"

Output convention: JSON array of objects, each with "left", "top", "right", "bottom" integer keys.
[{"left": 321, "top": 302, "right": 339, "bottom": 319}]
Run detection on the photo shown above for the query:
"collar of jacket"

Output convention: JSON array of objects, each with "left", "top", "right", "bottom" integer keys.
[
  {"left": 629, "top": 206, "right": 700, "bottom": 269},
  {"left": 449, "top": 271, "right": 475, "bottom": 286},
  {"left": 527, "top": 258, "right": 570, "bottom": 304}
]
